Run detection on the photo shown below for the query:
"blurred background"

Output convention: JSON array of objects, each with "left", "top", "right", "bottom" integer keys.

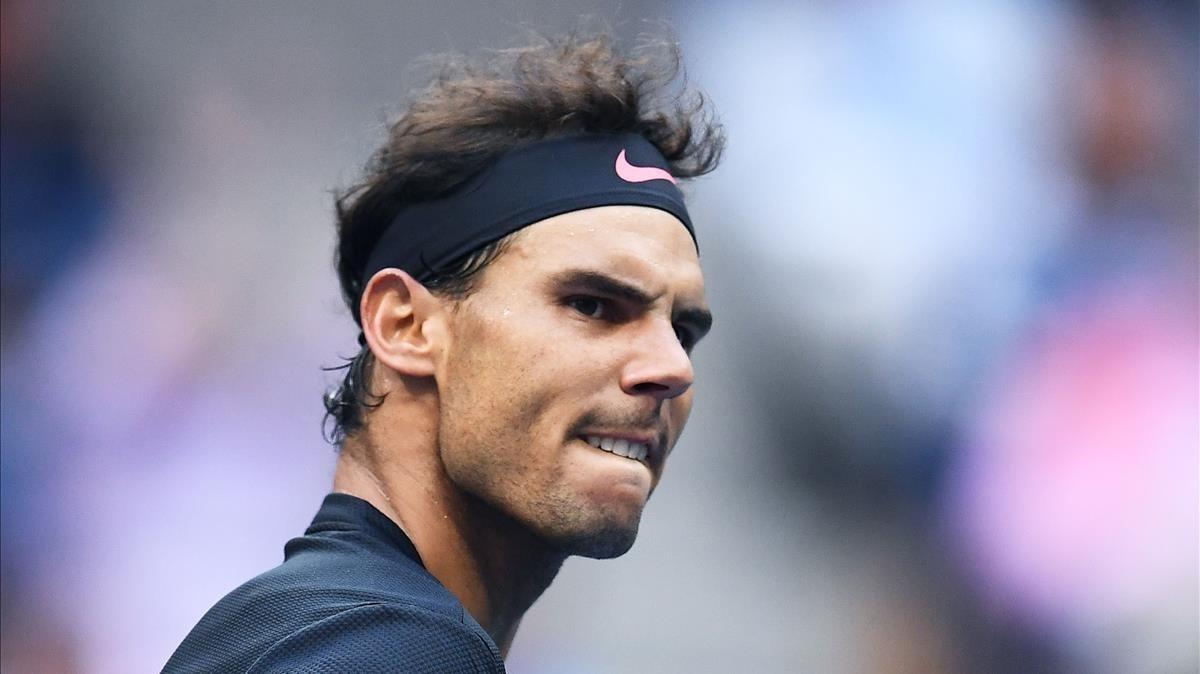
[{"left": 1, "top": 0, "right": 1196, "bottom": 672}]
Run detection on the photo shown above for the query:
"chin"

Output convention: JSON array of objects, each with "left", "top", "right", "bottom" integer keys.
[{"left": 550, "top": 521, "right": 641, "bottom": 559}]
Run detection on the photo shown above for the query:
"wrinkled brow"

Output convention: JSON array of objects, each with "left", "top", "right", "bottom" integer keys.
[{"left": 546, "top": 269, "right": 713, "bottom": 336}]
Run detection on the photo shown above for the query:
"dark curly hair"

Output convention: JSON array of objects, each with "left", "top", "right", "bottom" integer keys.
[{"left": 323, "top": 30, "right": 725, "bottom": 445}]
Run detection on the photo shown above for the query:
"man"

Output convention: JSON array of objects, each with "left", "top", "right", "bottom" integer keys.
[{"left": 166, "top": 32, "right": 723, "bottom": 672}]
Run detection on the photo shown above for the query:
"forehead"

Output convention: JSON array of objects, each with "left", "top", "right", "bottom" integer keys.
[{"left": 490, "top": 205, "right": 706, "bottom": 299}]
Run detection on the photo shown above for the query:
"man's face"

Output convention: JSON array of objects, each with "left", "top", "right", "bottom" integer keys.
[{"left": 435, "top": 205, "right": 711, "bottom": 558}]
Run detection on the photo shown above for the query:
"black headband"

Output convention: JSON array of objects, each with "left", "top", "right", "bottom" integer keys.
[{"left": 361, "top": 133, "right": 693, "bottom": 289}]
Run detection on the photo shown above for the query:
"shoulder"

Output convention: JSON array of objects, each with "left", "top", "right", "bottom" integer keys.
[
  {"left": 165, "top": 566, "right": 500, "bottom": 673},
  {"left": 245, "top": 602, "right": 505, "bottom": 674}
]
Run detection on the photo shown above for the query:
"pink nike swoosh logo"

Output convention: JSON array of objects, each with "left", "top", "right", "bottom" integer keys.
[{"left": 615, "top": 149, "right": 677, "bottom": 185}]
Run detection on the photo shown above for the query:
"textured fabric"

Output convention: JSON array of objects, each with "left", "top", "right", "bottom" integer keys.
[
  {"left": 361, "top": 132, "right": 694, "bottom": 290},
  {"left": 164, "top": 494, "right": 505, "bottom": 673}
]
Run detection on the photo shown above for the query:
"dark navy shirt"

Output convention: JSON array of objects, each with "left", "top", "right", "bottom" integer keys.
[{"left": 164, "top": 494, "right": 505, "bottom": 673}]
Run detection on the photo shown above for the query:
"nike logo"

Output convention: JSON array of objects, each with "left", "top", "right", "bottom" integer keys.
[{"left": 614, "top": 149, "right": 677, "bottom": 185}]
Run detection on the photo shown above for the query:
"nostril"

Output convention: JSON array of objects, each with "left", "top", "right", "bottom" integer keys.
[{"left": 632, "top": 382, "right": 671, "bottom": 394}]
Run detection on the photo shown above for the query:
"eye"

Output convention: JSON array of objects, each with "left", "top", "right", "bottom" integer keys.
[{"left": 567, "top": 296, "right": 606, "bottom": 319}]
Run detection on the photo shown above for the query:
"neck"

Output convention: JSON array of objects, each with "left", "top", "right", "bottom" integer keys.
[{"left": 332, "top": 394, "right": 564, "bottom": 656}]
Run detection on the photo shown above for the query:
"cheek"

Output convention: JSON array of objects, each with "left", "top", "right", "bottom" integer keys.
[
  {"left": 439, "top": 304, "right": 632, "bottom": 462},
  {"left": 671, "top": 392, "right": 694, "bottom": 431},
  {"left": 438, "top": 323, "right": 567, "bottom": 465},
  {"left": 437, "top": 374, "right": 550, "bottom": 505}
]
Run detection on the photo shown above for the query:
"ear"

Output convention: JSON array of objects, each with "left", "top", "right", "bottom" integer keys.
[{"left": 359, "top": 268, "right": 445, "bottom": 379}]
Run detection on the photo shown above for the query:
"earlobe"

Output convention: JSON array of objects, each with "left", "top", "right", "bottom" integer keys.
[{"left": 359, "top": 269, "right": 443, "bottom": 379}]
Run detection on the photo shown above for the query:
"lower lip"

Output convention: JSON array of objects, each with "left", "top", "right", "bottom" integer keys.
[{"left": 576, "top": 440, "right": 653, "bottom": 500}]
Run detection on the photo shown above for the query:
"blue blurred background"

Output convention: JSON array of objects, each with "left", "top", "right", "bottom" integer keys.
[{"left": 1, "top": 1, "right": 1196, "bottom": 672}]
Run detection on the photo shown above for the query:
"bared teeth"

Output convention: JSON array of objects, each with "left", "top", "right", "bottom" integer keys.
[{"left": 584, "top": 435, "right": 648, "bottom": 462}]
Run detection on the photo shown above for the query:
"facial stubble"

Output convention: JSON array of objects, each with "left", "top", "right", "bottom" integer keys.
[{"left": 435, "top": 314, "right": 647, "bottom": 560}]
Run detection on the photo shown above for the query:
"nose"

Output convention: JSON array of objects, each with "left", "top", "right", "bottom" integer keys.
[{"left": 619, "top": 319, "right": 695, "bottom": 401}]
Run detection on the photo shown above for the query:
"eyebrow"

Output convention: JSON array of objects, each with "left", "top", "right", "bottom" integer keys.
[{"left": 548, "top": 269, "right": 714, "bottom": 336}]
